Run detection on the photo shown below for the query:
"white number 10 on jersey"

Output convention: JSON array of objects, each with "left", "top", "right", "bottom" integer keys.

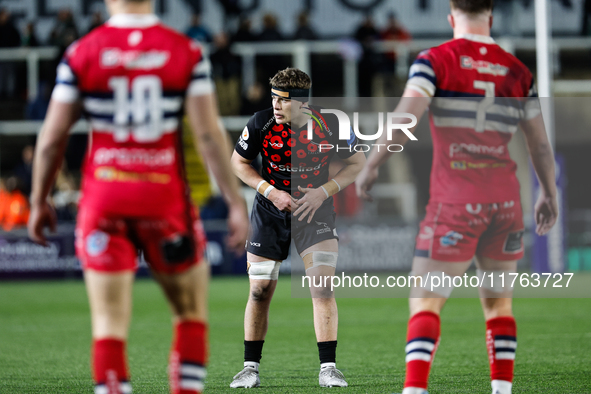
[{"left": 109, "top": 75, "right": 164, "bottom": 142}]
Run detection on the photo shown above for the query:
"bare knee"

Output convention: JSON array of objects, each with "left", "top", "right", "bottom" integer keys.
[
  {"left": 85, "top": 270, "right": 133, "bottom": 339},
  {"left": 409, "top": 296, "right": 446, "bottom": 316},
  {"left": 310, "top": 284, "right": 334, "bottom": 299},
  {"left": 481, "top": 297, "right": 513, "bottom": 320},
  {"left": 249, "top": 281, "right": 275, "bottom": 303}
]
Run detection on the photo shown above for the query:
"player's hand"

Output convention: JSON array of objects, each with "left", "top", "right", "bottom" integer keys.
[
  {"left": 226, "top": 203, "right": 249, "bottom": 254},
  {"left": 292, "top": 186, "right": 327, "bottom": 223},
  {"left": 534, "top": 192, "right": 558, "bottom": 236},
  {"left": 27, "top": 201, "right": 57, "bottom": 246},
  {"left": 355, "top": 165, "right": 379, "bottom": 202},
  {"left": 268, "top": 188, "right": 294, "bottom": 213}
]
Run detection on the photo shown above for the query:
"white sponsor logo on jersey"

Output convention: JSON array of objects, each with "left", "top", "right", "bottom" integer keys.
[
  {"left": 449, "top": 143, "right": 504, "bottom": 158},
  {"left": 101, "top": 49, "right": 170, "bottom": 70},
  {"left": 269, "top": 162, "right": 321, "bottom": 172},
  {"left": 128, "top": 31, "right": 143, "bottom": 46},
  {"left": 460, "top": 56, "right": 509, "bottom": 76},
  {"left": 238, "top": 139, "right": 248, "bottom": 150},
  {"left": 242, "top": 126, "right": 249, "bottom": 141},
  {"left": 93, "top": 147, "right": 175, "bottom": 167}
]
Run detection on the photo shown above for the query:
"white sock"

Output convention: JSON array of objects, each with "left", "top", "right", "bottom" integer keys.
[
  {"left": 244, "top": 361, "right": 259, "bottom": 372},
  {"left": 402, "top": 388, "right": 428, "bottom": 394},
  {"left": 492, "top": 380, "right": 512, "bottom": 394},
  {"left": 320, "top": 362, "right": 336, "bottom": 370}
]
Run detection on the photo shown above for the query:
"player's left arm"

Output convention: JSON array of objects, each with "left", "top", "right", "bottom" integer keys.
[
  {"left": 28, "top": 99, "right": 81, "bottom": 245},
  {"left": 294, "top": 151, "right": 365, "bottom": 223},
  {"left": 520, "top": 113, "right": 558, "bottom": 236},
  {"left": 186, "top": 93, "right": 249, "bottom": 253}
]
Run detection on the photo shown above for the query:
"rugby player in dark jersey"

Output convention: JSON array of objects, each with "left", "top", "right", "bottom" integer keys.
[{"left": 229, "top": 68, "right": 366, "bottom": 388}]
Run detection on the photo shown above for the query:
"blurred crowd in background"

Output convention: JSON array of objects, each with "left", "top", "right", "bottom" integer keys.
[
  {"left": 0, "top": 6, "right": 417, "bottom": 116},
  {"left": 1, "top": 1, "right": 591, "bottom": 232},
  {"left": 0, "top": 5, "right": 416, "bottom": 231}
]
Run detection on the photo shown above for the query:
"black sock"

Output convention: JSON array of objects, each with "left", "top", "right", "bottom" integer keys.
[
  {"left": 317, "top": 341, "right": 337, "bottom": 365},
  {"left": 244, "top": 340, "right": 265, "bottom": 363}
]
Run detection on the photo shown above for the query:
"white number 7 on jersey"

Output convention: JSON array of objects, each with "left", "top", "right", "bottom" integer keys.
[
  {"left": 109, "top": 76, "right": 164, "bottom": 142},
  {"left": 473, "top": 80, "right": 495, "bottom": 133}
]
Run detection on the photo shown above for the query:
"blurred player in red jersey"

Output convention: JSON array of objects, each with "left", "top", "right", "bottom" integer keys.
[
  {"left": 356, "top": 1, "right": 558, "bottom": 393},
  {"left": 27, "top": 0, "right": 248, "bottom": 393}
]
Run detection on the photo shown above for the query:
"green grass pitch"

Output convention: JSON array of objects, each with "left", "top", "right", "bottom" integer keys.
[{"left": 1, "top": 276, "right": 590, "bottom": 393}]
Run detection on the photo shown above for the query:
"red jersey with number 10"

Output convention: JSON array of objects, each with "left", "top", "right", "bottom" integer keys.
[
  {"left": 52, "top": 14, "right": 214, "bottom": 216},
  {"left": 406, "top": 34, "right": 540, "bottom": 204}
]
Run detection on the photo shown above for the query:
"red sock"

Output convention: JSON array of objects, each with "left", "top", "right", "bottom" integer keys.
[
  {"left": 486, "top": 316, "right": 517, "bottom": 383},
  {"left": 92, "top": 338, "right": 130, "bottom": 394},
  {"left": 169, "top": 321, "right": 208, "bottom": 394},
  {"left": 403, "top": 311, "right": 440, "bottom": 390}
]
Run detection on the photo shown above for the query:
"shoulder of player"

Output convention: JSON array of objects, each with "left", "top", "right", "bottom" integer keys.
[
  {"left": 496, "top": 46, "right": 532, "bottom": 76},
  {"left": 63, "top": 25, "right": 105, "bottom": 59},
  {"left": 248, "top": 107, "right": 275, "bottom": 130}
]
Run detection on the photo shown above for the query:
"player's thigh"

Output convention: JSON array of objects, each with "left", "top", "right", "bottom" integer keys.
[
  {"left": 294, "top": 212, "right": 339, "bottom": 271},
  {"left": 409, "top": 256, "right": 473, "bottom": 315},
  {"left": 75, "top": 206, "right": 138, "bottom": 272},
  {"left": 136, "top": 206, "right": 207, "bottom": 276},
  {"left": 84, "top": 269, "right": 135, "bottom": 339},
  {"left": 246, "top": 194, "right": 291, "bottom": 262},
  {"left": 476, "top": 201, "right": 525, "bottom": 262},
  {"left": 415, "top": 201, "right": 485, "bottom": 262}
]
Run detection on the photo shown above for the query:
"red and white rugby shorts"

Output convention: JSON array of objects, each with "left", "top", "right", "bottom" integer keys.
[{"left": 414, "top": 200, "right": 525, "bottom": 262}]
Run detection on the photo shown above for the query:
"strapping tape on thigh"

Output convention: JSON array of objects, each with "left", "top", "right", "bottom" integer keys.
[
  {"left": 303, "top": 251, "right": 338, "bottom": 271},
  {"left": 248, "top": 260, "right": 281, "bottom": 280}
]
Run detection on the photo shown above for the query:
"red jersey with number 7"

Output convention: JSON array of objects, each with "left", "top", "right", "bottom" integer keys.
[
  {"left": 52, "top": 14, "right": 214, "bottom": 216},
  {"left": 405, "top": 34, "right": 540, "bottom": 204}
]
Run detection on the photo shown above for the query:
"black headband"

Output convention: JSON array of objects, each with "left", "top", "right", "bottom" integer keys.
[{"left": 271, "top": 86, "right": 310, "bottom": 102}]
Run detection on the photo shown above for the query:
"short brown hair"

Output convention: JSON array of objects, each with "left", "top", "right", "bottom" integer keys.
[
  {"left": 450, "top": 0, "right": 493, "bottom": 14},
  {"left": 269, "top": 68, "right": 311, "bottom": 90}
]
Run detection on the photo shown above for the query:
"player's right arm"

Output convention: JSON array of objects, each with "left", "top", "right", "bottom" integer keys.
[
  {"left": 519, "top": 113, "right": 558, "bottom": 236},
  {"left": 28, "top": 99, "right": 81, "bottom": 245},
  {"left": 356, "top": 51, "right": 435, "bottom": 201},
  {"left": 230, "top": 151, "right": 295, "bottom": 213}
]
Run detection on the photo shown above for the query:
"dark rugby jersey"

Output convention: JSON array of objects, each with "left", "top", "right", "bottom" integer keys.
[{"left": 235, "top": 107, "right": 357, "bottom": 198}]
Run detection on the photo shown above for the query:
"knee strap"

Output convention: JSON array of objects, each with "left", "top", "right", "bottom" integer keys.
[
  {"left": 303, "top": 251, "right": 338, "bottom": 271},
  {"left": 248, "top": 260, "right": 281, "bottom": 280}
]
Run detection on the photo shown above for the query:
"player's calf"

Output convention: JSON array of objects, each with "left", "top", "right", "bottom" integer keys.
[
  {"left": 402, "top": 311, "right": 440, "bottom": 394},
  {"left": 486, "top": 316, "right": 516, "bottom": 394},
  {"left": 93, "top": 338, "right": 131, "bottom": 394},
  {"left": 169, "top": 321, "right": 207, "bottom": 394}
]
